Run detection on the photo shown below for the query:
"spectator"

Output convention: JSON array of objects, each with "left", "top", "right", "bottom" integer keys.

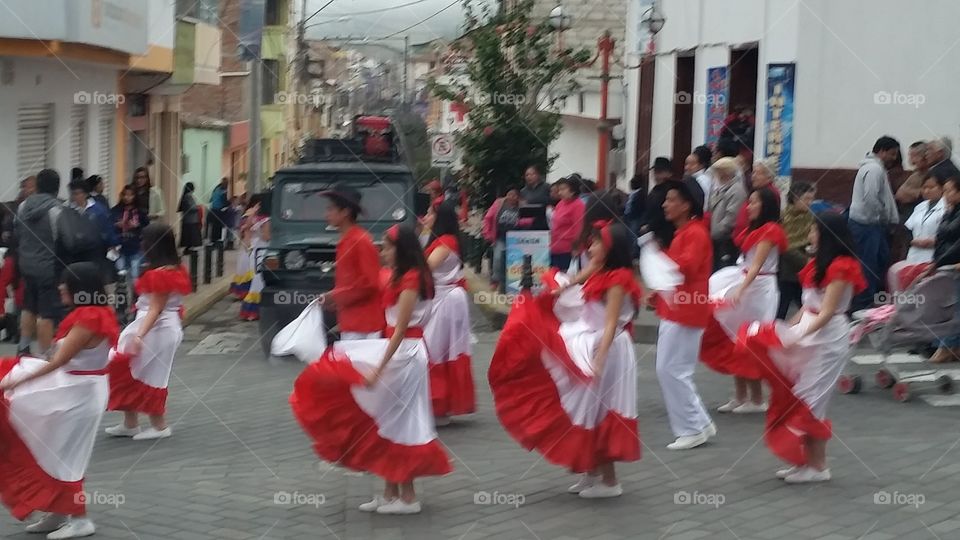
[
  {"left": 133, "top": 166, "right": 164, "bottom": 223},
  {"left": 639, "top": 157, "right": 676, "bottom": 248},
  {"left": 928, "top": 175, "right": 960, "bottom": 363},
  {"left": 579, "top": 178, "right": 596, "bottom": 203},
  {"left": 928, "top": 137, "right": 960, "bottom": 181},
  {"left": 849, "top": 136, "right": 901, "bottom": 311},
  {"left": 208, "top": 177, "right": 230, "bottom": 244},
  {"left": 624, "top": 174, "right": 646, "bottom": 240},
  {"left": 483, "top": 189, "right": 522, "bottom": 291},
  {"left": 69, "top": 178, "right": 119, "bottom": 274},
  {"left": 178, "top": 182, "right": 203, "bottom": 253},
  {"left": 895, "top": 141, "right": 930, "bottom": 205},
  {"left": 87, "top": 175, "right": 108, "bottom": 208},
  {"left": 777, "top": 182, "right": 816, "bottom": 319},
  {"left": 2, "top": 177, "right": 34, "bottom": 249},
  {"left": 549, "top": 177, "right": 585, "bottom": 270},
  {"left": 888, "top": 172, "right": 946, "bottom": 293},
  {"left": 112, "top": 185, "right": 149, "bottom": 283},
  {"left": 685, "top": 145, "right": 713, "bottom": 208},
  {"left": 708, "top": 157, "right": 748, "bottom": 270},
  {"left": 520, "top": 164, "right": 551, "bottom": 205},
  {"left": 16, "top": 168, "right": 63, "bottom": 354},
  {"left": 733, "top": 158, "right": 781, "bottom": 240},
  {"left": 70, "top": 167, "right": 84, "bottom": 184}
]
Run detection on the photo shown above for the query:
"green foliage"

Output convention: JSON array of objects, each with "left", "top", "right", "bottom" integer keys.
[{"left": 430, "top": 0, "right": 590, "bottom": 205}]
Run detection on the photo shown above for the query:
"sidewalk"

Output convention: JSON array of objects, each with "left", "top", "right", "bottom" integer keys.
[{"left": 182, "top": 246, "right": 238, "bottom": 326}]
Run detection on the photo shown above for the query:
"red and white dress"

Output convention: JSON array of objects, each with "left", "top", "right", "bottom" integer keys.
[
  {"left": 108, "top": 266, "right": 191, "bottom": 415},
  {"left": 423, "top": 235, "right": 475, "bottom": 417},
  {"left": 489, "top": 269, "right": 642, "bottom": 473},
  {"left": 0, "top": 306, "right": 118, "bottom": 520},
  {"left": 700, "top": 222, "right": 787, "bottom": 378},
  {"left": 290, "top": 270, "right": 452, "bottom": 483},
  {"left": 738, "top": 257, "right": 866, "bottom": 466}
]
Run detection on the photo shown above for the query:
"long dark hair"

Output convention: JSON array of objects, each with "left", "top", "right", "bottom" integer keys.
[
  {"left": 142, "top": 223, "right": 181, "bottom": 268},
  {"left": 256, "top": 191, "right": 272, "bottom": 217},
  {"left": 787, "top": 181, "right": 815, "bottom": 205},
  {"left": 592, "top": 223, "right": 634, "bottom": 271},
  {"left": 577, "top": 190, "right": 623, "bottom": 251},
  {"left": 389, "top": 225, "right": 434, "bottom": 299},
  {"left": 61, "top": 262, "right": 107, "bottom": 306},
  {"left": 178, "top": 182, "right": 195, "bottom": 212},
  {"left": 429, "top": 200, "right": 462, "bottom": 254},
  {"left": 748, "top": 187, "right": 781, "bottom": 230},
  {"left": 813, "top": 212, "right": 855, "bottom": 285}
]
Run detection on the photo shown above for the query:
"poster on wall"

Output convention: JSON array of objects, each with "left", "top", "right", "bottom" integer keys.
[
  {"left": 704, "top": 67, "right": 730, "bottom": 147},
  {"left": 504, "top": 230, "right": 550, "bottom": 294},
  {"left": 765, "top": 63, "right": 796, "bottom": 178}
]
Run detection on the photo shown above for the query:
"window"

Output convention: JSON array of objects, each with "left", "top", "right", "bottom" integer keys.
[
  {"left": 17, "top": 104, "right": 52, "bottom": 179},
  {"left": 264, "top": 0, "right": 281, "bottom": 25},
  {"left": 261, "top": 59, "right": 280, "bottom": 105},
  {"left": 177, "top": 0, "right": 218, "bottom": 25}
]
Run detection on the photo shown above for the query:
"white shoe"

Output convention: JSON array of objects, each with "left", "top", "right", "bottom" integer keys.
[
  {"left": 46, "top": 518, "right": 95, "bottom": 539},
  {"left": 578, "top": 483, "right": 623, "bottom": 499},
  {"left": 358, "top": 495, "right": 395, "bottom": 512},
  {"left": 667, "top": 432, "right": 709, "bottom": 450},
  {"left": 717, "top": 399, "right": 742, "bottom": 413},
  {"left": 775, "top": 465, "right": 801, "bottom": 479},
  {"left": 434, "top": 416, "right": 451, "bottom": 427},
  {"left": 567, "top": 474, "right": 597, "bottom": 493},
  {"left": 375, "top": 499, "right": 422, "bottom": 514},
  {"left": 704, "top": 422, "right": 717, "bottom": 438},
  {"left": 104, "top": 424, "right": 140, "bottom": 437},
  {"left": 25, "top": 513, "right": 67, "bottom": 534},
  {"left": 784, "top": 467, "right": 831, "bottom": 484},
  {"left": 732, "top": 401, "right": 768, "bottom": 414},
  {"left": 132, "top": 427, "right": 172, "bottom": 440}
]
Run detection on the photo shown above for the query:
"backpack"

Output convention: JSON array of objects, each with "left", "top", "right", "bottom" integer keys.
[{"left": 49, "top": 204, "right": 103, "bottom": 260}]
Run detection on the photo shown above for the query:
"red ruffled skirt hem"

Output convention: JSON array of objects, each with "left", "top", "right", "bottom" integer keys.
[
  {"left": 737, "top": 324, "right": 832, "bottom": 466},
  {"left": 0, "top": 359, "right": 84, "bottom": 520},
  {"left": 700, "top": 316, "right": 762, "bottom": 379},
  {"left": 107, "top": 353, "right": 168, "bottom": 415},
  {"left": 290, "top": 355, "right": 452, "bottom": 483},
  {"left": 429, "top": 353, "right": 476, "bottom": 416}
]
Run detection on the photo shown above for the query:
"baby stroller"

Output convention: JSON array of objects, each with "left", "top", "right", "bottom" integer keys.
[{"left": 839, "top": 268, "right": 960, "bottom": 402}]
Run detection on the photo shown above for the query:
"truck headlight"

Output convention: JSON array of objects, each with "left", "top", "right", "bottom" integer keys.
[{"left": 283, "top": 250, "right": 306, "bottom": 270}]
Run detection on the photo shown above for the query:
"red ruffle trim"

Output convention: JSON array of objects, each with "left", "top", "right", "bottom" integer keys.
[
  {"left": 736, "top": 222, "right": 788, "bottom": 254},
  {"left": 106, "top": 352, "right": 168, "bottom": 415},
  {"left": 136, "top": 266, "right": 192, "bottom": 296},
  {"left": 582, "top": 268, "right": 643, "bottom": 309},
  {"left": 699, "top": 316, "right": 761, "bottom": 379},
  {"left": 736, "top": 323, "right": 832, "bottom": 466},
  {"left": 797, "top": 256, "right": 868, "bottom": 293},
  {"left": 55, "top": 306, "right": 119, "bottom": 346},
  {"left": 290, "top": 352, "right": 452, "bottom": 483},
  {"left": 425, "top": 234, "right": 459, "bottom": 257},
  {"left": 488, "top": 292, "right": 638, "bottom": 472},
  {"left": 429, "top": 353, "right": 476, "bottom": 416}
]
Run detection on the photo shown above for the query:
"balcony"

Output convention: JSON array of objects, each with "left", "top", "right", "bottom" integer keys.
[{"left": 171, "top": 18, "right": 221, "bottom": 86}]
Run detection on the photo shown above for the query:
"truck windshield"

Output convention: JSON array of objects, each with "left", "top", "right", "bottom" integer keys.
[{"left": 278, "top": 175, "right": 411, "bottom": 222}]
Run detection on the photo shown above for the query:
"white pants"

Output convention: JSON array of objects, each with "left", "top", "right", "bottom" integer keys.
[
  {"left": 341, "top": 331, "right": 382, "bottom": 340},
  {"left": 656, "top": 320, "right": 713, "bottom": 437}
]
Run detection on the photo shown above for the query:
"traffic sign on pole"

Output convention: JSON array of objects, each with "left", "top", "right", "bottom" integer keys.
[{"left": 431, "top": 134, "right": 456, "bottom": 167}]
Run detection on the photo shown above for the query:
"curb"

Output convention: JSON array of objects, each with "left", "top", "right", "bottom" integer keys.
[{"left": 182, "top": 276, "right": 233, "bottom": 326}]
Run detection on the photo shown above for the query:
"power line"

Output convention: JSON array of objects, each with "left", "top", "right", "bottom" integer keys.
[
  {"left": 377, "top": 0, "right": 459, "bottom": 40},
  {"left": 303, "top": 0, "right": 336, "bottom": 25},
  {"left": 325, "top": 0, "right": 431, "bottom": 17}
]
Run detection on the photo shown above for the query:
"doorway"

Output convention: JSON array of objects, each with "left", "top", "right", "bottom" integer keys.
[
  {"left": 671, "top": 54, "right": 695, "bottom": 178},
  {"left": 727, "top": 46, "right": 759, "bottom": 160},
  {"left": 634, "top": 57, "right": 656, "bottom": 193}
]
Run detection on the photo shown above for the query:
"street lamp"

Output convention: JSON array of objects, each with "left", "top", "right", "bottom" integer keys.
[
  {"left": 548, "top": 5, "right": 571, "bottom": 31},
  {"left": 641, "top": 5, "right": 666, "bottom": 36}
]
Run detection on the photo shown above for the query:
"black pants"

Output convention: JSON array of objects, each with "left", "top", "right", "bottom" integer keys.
[
  {"left": 712, "top": 238, "right": 739, "bottom": 272},
  {"left": 777, "top": 280, "right": 803, "bottom": 319}
]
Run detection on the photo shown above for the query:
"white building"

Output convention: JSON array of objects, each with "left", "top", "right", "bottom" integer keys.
[{"left": 623, "top": 0, "right": 960, "bottom": 200}]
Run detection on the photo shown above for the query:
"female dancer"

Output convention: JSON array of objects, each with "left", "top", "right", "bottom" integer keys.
[
  {"left": 739, "top": 213, "right": 866, "bottom": 482},
  {"left": 290, "top": 225, "right": 450, "bottom": 515},
  {"left": 655, "top": 180, "right": 716, "bottom": 450},
  {"left": 229, "top": 194, "right": 259, "bottom": 300},
  {"left": 489, "top": 221, "right": 641, "bottom": 498},
  {"left": 422, "top": 200, "right": 475, "bottom": 424},
  {"left": 702, "top": 188, "right": 786, "bottom": 413},
  {"left": 105, "top": 223, "right": 191, "bottom": 440},
  {"left": 0, "top": 262, "right": 119, "bottom": 539},
  {"left": 240, "top": 193, "right": 271, "bottom": 321}
]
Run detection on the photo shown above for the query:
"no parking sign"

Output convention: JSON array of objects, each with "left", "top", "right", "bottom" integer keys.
[{"left": 431, "top": 134, "right": 456, "bottom": 168}]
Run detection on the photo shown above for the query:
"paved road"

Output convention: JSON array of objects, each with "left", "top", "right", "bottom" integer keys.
[{"left": 3, "top": 298, "right": 960, "bottom": 539}]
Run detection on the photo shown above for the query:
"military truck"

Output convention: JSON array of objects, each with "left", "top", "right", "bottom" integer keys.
[{"left": 257, "top": 116, "right": 429, "bottom": 357}]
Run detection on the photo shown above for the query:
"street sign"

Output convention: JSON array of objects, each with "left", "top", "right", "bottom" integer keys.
[{"left": 431, "top": 134, "right": 456, "bottom": 167}]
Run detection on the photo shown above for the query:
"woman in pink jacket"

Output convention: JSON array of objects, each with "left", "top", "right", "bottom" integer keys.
[{"left": 549, "top": 177, "right": 586, "bottom": 270}]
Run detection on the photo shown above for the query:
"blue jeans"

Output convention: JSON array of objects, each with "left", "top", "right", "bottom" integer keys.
[
  {"left": 848, "top": 220, "right": 889, "bottom": 310},
  {"left": 116, "top": 252, "right": 143, "bottom": 280}
]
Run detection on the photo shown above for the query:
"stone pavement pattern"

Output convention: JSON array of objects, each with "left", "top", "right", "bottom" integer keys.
[{"left": 3, "top": 298, "right": 960, "bottom": 539}]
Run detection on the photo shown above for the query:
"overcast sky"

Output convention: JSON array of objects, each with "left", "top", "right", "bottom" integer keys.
[{"left": 302, "top": 0, "right": 482, "bottom": 45}]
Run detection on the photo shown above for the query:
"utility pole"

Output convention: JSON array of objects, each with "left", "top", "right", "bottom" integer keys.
[
  {"left": 248, "top": 58, "right": 261, "bottom": 194},
  {"left": 402, "top": 35, "right": 409, "bottom": 108}
]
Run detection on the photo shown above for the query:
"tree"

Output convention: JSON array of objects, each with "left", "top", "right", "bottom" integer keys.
[{"left": 430, "top": 0, "right": 590, "bottom": 205}]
